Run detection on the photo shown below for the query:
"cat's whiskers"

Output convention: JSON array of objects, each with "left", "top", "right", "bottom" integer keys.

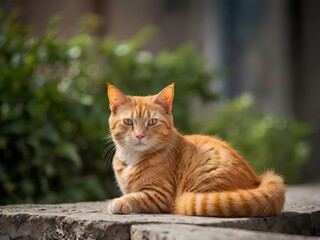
[
  {"left": 102, "top": 142, "right": 115, "bottom": 157},
  {"left": 103, "top": 136, "right": 129, "bottom": 167},
  {"left": 150, "top": 138, "right": 180, "bottom": 154},
  {"left": 102, "top": 134, "right": 113, "bottom": 144},
  {"left": 164, "top": 146, "right": 177, "bottom": 169},
  {"left": 116, "top": 139, "right": 144, "bottom": 165},
  {"left": 103, "top": 142, "right": 116, "bottom": 167},
  {"left": 105, "top": 133, "right": 180, "bottom": 168}
]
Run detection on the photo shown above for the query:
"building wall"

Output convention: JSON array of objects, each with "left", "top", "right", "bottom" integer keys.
[{"left": 293, "top": 0, "right": 320, "bottom": 181}]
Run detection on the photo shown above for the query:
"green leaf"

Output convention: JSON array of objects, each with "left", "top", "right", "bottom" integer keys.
[{"left": 55, "top": 142, "right": 82, "bottom": 168}]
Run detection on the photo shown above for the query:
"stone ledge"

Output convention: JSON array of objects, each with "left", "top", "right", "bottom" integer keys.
[
  {"left": 131, "top": 224, "right": 319, "bottom": 240},
  {"left": 0, "top": 184, "right": 319, "bottom": 240}
]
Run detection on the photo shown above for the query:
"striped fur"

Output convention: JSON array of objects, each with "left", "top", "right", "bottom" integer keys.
[
  {"left": 107, "top": 84, "right": 285, "bottom": 217},
  {"left": 174, "top": 171, "right": 285, "bottom": 217}
]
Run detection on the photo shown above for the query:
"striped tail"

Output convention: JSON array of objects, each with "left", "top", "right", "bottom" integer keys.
[{"left": 174, "top": 171, "right": 285, "bottom": 217}]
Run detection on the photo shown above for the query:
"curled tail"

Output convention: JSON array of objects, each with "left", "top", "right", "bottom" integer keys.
[{"left": 174, "top": 171, "right": 285, "bottom": 217}]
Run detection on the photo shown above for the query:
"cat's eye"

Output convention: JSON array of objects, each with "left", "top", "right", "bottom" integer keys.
[
  {"left": 123, "top": 118, "right": 133, "bottom": 126},
  {"left": 148, "top": 118, "right": 158, "bottom": 126}
]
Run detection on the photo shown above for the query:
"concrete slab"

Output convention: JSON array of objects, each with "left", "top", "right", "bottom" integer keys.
[
  {"left": 0, "top": 184, "right": 319, "bottom": 239},
  {"left": 131, "top": 224, "right": 320, "bottom": 240}
]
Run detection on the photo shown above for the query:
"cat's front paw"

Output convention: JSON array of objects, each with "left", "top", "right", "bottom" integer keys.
[{"left": 108, "top": 198, "right": 132, "bottom": 214}]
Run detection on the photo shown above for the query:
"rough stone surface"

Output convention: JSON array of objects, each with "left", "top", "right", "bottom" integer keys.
[
  {"left": 0, "top": 184, "right": 319, "bottom": 240},
  {"left": 131, "top": 224, "right": 320, "bottom": 240}
]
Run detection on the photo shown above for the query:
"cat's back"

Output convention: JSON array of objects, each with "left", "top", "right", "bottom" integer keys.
[
  {"left": 178, "top": 134, "right": 260, "bottom": 193},
  {"left": 183, "top": 134, "right": 236, "bottom": 161},
  {"left": 181, "top": 134, "right": 238, "bottom": 171},
  {"left": 184, "top": 134, "right": 228, "bottom": 148}
]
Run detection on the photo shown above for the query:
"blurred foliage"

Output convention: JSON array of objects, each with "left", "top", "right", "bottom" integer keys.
[
  {"left": 0, "top": 11, "right": 216, "bottom": 204},
  {"left": 203, "top": 94, "right": 311, "bottom": 184}
]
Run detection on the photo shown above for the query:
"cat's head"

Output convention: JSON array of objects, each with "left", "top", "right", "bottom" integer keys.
[{"left": 107, "top": 84, "right": 175, "bottom": 155}]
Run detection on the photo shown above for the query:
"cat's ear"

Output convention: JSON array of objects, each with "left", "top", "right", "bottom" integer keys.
[
  {"left": 107, "top": 84, "right": 128, "bottom": 113},
  {"left": 154, "top": 83, "right": 175, "bottom": 114}
]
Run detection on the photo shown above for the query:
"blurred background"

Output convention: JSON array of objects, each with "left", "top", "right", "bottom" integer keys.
[{"left": 0, "top": 0, "right": 319, "bottom": 204}]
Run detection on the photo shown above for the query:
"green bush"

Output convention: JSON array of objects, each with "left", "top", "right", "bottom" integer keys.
[
  {"left": 0, "top": 12, "right": 216, "bottom": 204},
  {"left": 203, "top": 94, "right": 311, "bottom": 184}
]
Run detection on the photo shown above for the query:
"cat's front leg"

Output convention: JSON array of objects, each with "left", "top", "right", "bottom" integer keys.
[{"left": 108, "top": 190, "right": 171, "bottom": 214}]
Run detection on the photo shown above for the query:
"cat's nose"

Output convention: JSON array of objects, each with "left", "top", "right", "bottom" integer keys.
[{"left": 136, "top": 134, "right": 145, "bottom": 140}]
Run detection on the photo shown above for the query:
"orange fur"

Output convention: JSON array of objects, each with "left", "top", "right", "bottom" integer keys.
[{"left": 107, "top": 84, "right": 285, "bottom": 217}]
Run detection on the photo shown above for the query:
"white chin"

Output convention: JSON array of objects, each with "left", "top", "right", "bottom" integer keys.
[{"left": 133, "top": 143, "right": 149, "bottom": 152}]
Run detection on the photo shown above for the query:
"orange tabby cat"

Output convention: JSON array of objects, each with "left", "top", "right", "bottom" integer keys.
[{"left": 107, "top": 83, "right": 285, "bottom": 217}]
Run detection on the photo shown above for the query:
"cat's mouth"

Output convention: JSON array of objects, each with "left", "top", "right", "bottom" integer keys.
[
  {"left": 135, "top": 142, "right": 145, "bottom": 147},
  {"left": 133, "top": 141, "right": 149, "bottom": 151}
]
